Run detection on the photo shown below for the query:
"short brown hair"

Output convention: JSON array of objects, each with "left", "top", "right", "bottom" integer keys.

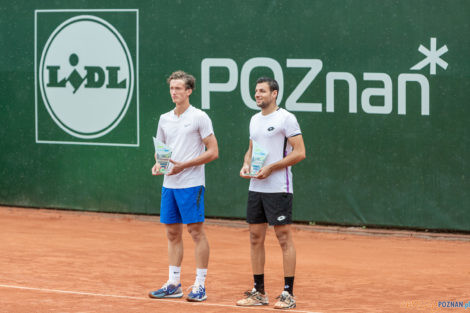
[
  {"left": 167, "top": 70, "right": 196, "bottom": 90},
  {"left": 256, "top": 77, "right": 279, "bottom": 94}
]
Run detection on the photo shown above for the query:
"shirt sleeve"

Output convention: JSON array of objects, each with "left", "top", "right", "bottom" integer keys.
[
  {"left": 284, "top": 112, "right": 302, "bottom": 138},
  {"left": 155, "top": 116, "right": 165, "bottom": 143},
  {"left": 249, "top": 116, "right": 254, "bottom": 140},
  {"left": 198, "top": 111, "right": 214, "bottom": 139}
]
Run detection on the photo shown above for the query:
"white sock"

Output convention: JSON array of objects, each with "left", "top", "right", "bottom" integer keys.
[
  {"left": 195, "top": 268, "right": 207, "bottom": 287},
  {"left": 169, "top": 266, "right": 181, "bottom": 284}
]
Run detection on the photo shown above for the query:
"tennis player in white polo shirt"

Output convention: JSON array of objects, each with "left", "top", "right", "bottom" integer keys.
[
  {"left": 237, "top": 77, "right": 306, "bottom": 309},
  {"left": 149, "top": 71, "right": 218, "bottom": 302}
]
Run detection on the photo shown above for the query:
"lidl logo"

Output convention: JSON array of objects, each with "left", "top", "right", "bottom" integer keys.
[{"left": 35, "top": 10, "right": 139, "bottom": 146}]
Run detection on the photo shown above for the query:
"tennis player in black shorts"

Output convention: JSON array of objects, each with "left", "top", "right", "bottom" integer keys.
[{"left": 237, "top": 77, "right": 306, "bottom": 309}]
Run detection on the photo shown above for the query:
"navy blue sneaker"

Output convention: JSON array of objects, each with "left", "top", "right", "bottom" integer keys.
[
  {"left": 186, "top": 284, "right": 207, "bottom": 302},
  {"left": 149, "top": 281, "right": 183, "bottom": 299}
]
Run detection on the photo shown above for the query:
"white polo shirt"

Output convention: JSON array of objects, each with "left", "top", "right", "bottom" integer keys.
[
  {"left": 249, "top": 108, "right": 301, "bottom": 194},
  {"left": 156, "top": 105, "right": 214, "bottom": 189}
]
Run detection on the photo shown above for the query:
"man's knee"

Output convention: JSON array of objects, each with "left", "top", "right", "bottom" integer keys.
[
  {"left": 274, "top": 227, "right": 292, "bottom": 251},
  {"left": 166, "top": 225, "right": 183, "bottom": 242},
  {"left": 249, "top": 230, "right": 265, "bottom": 246},
  {"left": 187, "top": 223, "right": 205, "bottom": 242}
]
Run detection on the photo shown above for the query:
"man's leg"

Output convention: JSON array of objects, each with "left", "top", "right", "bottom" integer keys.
[
  {"left": 249, "top": 223, "right": 268, "bottom": 281},
  {"left": 187, "top": 222, "right": 209, "bottom": 269},
  {"left": 186, "top": 222, "right": 209, "bottom": 302},
  {"left": 273, "top": 224, "right": 296, "bottom": 279},
  {"left": 175, "top": 186, "right": 207, "bottom": 269},
  {"left": 170, "top": 186, "right": 208, "bottom": 301},
  {"left": 166, "top": 223, "right": 184, "bottom": 267},
  {"left": 148, "top": 224, "right": 184, "bottom": 299},
  {"left": 149, "top": 188, "right": 184, "bottom": 299},
  {"left": 262, "top": 192, "right": 296, "bottom": 303},
  {"left": 236, "top": 223, "right": 269, "bottom": 306},
  {"left": 273, "top": 224, "right": 296, "bottom": 309},
  {"left": 237, "top": 192, "right": 269, "bottom": 306}
]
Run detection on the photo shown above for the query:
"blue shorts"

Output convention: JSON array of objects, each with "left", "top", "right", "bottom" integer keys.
[{"left": 160, "top": 186, "right": 205, "bottom": 224}]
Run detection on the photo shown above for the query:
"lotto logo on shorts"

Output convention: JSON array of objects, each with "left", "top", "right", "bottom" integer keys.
[{"left": 34, "top": 9, "right": 139, "bottom": 146}]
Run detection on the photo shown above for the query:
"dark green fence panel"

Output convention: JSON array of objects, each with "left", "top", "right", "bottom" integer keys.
[{"left": 0, "top": 1, "right": 468, "bottom": 230}]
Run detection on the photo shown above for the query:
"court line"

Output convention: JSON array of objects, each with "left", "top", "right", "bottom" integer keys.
[{"left": 0, "top": 284, "right": 322, "bottom": 313}]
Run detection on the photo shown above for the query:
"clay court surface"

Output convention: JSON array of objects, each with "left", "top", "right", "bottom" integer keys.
[{"left": 1, "top": 206, "right": 469, "bottom": 313}]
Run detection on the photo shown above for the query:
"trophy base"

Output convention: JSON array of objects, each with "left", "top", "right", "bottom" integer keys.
[{"left": 159, "top": 168, "right": 170, "bottom": 174}]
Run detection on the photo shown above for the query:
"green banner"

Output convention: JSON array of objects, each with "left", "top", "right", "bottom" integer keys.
[{"left": 0, "top": 1, "right": 468, "bottom": 231}]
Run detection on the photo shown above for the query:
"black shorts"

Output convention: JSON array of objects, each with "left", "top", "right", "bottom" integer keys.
[{"left": 246, "top": 191, "right": 293, "bottom": 225}]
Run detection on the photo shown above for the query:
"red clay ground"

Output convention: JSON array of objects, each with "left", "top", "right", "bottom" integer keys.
[{"left": 0, "top": 206, "right": 469, "bottom": 313}]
